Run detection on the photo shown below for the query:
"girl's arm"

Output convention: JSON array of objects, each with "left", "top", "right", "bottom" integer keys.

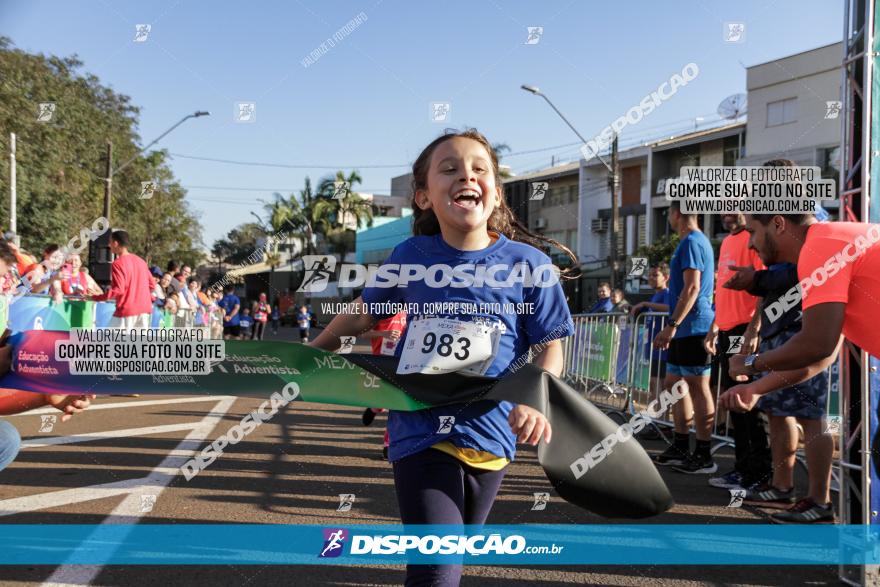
[
  {"left": 508, "top": 338, "right": 566, "bottom": 446},
  {"left": 309, "top": 296, "right": 378, "bottom": 351},
  {"left": 531, "top": 339, "right": 563, "bottom": 377}
]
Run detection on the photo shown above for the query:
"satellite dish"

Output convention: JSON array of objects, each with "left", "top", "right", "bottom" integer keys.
[{"left": 717, "top": 93, "right": 747, "bottom": 120}]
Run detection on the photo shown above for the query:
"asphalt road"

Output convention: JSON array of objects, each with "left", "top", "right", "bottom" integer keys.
[{"left": 0, "top": 327, "right": 836, "bottom": 586}]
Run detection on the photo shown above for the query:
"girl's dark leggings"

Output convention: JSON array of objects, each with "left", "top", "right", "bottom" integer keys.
[
  {"left": 251, "top": 321, "right": 266, "bottom": 340},
  {"left": 392, "top": 448, "right": 507, "bottom": 587}
]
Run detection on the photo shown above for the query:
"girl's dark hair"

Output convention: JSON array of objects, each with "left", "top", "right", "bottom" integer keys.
[{"left": 410, "top": 128, "right": 580, "bottom": 279}]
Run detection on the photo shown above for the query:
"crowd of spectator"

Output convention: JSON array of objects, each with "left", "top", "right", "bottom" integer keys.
[{"left": 0, "top": 230, "right": 282, "bottom": 342}]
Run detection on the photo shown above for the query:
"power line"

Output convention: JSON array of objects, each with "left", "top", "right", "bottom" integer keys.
[
  {"left": 170, "top": 153, "right": 410, "bottom": 169},
  {"left": 182, "top": 184, "right": 409, "bottom": 195},
  {"left": 171, "top": 112, "right": 728, "bottom": 173}
]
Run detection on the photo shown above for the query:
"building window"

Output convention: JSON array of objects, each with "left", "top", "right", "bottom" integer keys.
[
  {"left": 545, "top": 185, "right": 576, "bottom": 207},
  {"left": 621, "top": 166, "right": 641, "bottom": 207},
  {"left": 670, "top": 148, "right": 700, "bottom": 177},
  {"left": 767, "top": 98, "right": 797, "bottom": 127},
  {"left": 818, "top": 146, "right": 841, "bottom": 180}
]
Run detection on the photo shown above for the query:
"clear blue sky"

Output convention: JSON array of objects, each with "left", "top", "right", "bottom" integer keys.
[{"left": 1, "top": 0, "right": 842, "bottom": 248}]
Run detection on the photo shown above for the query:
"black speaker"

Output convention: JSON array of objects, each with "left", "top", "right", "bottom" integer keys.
[{"left": 88, "top": 230, "right": 114, "bottom": 286}]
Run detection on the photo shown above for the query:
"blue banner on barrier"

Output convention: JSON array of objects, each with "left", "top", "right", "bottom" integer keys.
[
  {"left": 95, "top": 300, "right": 117, "bottom": 328},
  {"left": 0, "top": 524, "right": 878, "bottom": 565},
  {"left": 615, "top": 321, "right": 632, "bottom": 384},
  {"left": 7, "top": 296, "right": 77, "bottom": 331}
]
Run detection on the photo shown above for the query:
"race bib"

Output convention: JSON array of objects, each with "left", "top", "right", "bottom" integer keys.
[{"left": 397, "top": 316, "right": 501, "bottom": 376}]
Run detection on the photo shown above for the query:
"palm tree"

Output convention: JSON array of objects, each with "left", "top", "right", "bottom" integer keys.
[
  {"left": 251, "top": 193, "right": 297, "bottom": 285},
  {"left": 313, "top": 170, "right": 374, "bottom": 262},
  {"left": 493, "top": 142, "right": 513, "bottom": 179}
]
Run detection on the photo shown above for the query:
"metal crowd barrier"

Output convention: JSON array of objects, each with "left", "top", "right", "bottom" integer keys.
[
  {"left": 0, "top": 294, "right": 218, "bottom": 336},
  {"left": 563, "top": 311, "right": 741, "bottom": 451},
  {"left": 563, "top": 310, "right": 842, "bottom": 491}
]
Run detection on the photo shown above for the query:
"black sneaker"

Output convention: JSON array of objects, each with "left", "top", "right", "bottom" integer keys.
[
  {"left": 743, "top": 484, "right": 796, "bottom": 509},
  {"left": 652, "top": 444, "right": 689, "bottom": 466},
  {"left": 362, "top": 408, "right": 376, "bottom": 426},
  {"left": 635, "top": 426, "right": 662, "bottom": 441},
  {"left": 770, "top": 498, "right": 836, "bottom": 524},
  {"left": 672, "top": 452, "right": 718, "bottom": 474}
]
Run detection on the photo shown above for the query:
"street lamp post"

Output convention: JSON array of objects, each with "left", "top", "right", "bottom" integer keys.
[
  {"left": 521, "top": 85, "right": 620, "bottom": 289},
  {"left": 103, "top": 110, "right": 210, "bottom": 222}
]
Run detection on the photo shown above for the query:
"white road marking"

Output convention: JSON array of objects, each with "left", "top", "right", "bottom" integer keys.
[
  {"left": 21, "top": 422, "right": 202, "bottom": 447},
  {"left": 4, "top": 395, "right": 236, "bottom": 417},
  {"left": 0, "top": 396, "right": 238, "bottom": 586}
]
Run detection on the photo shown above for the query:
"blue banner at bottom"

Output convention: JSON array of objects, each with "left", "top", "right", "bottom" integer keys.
[{"left": 0, "top": 525, "right": 878, "bottom": 565}]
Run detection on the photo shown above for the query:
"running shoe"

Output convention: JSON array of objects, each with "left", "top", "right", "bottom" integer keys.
[
  {"left": 672, "top": 453, "right": 718, "bottom": 474},
  {"left": 743, "top": 483, "right": 795, "bottom": 509},
  {"left": 635, "top": 426, "right": 662, "bottom": 441},
  {"left": 770, "top": 498, "right": 836, "bottom": 524},
  {"left": 652, "top": 444, "right": 689, "bottom": 466},
  {"left": 362, "top": 407, "right": 376, "bottom": 426},
  {"left": 708, "top": 470, "right": 745, "bottom": 490}
]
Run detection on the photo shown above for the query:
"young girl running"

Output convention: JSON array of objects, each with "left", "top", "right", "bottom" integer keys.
[{"left": 310, "top": 129, "right": 576, "bottom": 587}]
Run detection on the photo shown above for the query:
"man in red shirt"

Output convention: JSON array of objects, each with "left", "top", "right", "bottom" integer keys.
[
  {"left": 725, "top": 217, "right": 879, "bottom": 389},
  {"left": 703, "top": 213, "right": 768, "bottom": 491},
  {"left": 92, "top": 231, "right": 155, "bottom": 328}
]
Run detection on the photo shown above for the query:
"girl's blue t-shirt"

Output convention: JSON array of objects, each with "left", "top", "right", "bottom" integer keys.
[
  {"left": 668, "top": 230, "right": 715, "bottom": 338},
  {"left": 361, "top": 233, "right": 575, "bottom": 462}
]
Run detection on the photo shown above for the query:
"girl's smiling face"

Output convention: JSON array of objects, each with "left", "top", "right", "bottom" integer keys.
[{"left": 414, "top": 137, "right": 500, "bottom": 236}]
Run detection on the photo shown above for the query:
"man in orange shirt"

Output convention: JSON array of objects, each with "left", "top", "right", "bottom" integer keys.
[
  {"left": 703, "top": 213, "right": 767, "bottom": 491},
  {"left": 726, "top": 217, "right": 880, "bottom": 393},
  {"left": 723, "top": 214, "right": 879, "bottom": 523}
]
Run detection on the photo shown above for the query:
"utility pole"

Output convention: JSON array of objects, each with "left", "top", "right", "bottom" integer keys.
[
  {"left": 103, "top": 141, "right": 112, "bottom": 222},
  {"left": 608, "top": 134, "right": 620, "bottom": 290},
  {"left": 9, "top": 133, "right": 16, "bottom": 235}
]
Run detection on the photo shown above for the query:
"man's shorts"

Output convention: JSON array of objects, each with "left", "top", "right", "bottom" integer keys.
[
  {"left": 223, "top": 325, "right": 241, "bottom": 337},
  {"left": 756, "top": 329, "right": 828, "bottom": 420},
  {"left": 109, "top": 313, "right": 151, "bottom": 329},
  {"left": 667, "top": 334, "right": 711, "bottom": 377},
  {"left": 710, "top": 323, "right": 750, "bottom": 391},
  {"left": 299, "top": 328, "right": 310, "bottom": 339}
]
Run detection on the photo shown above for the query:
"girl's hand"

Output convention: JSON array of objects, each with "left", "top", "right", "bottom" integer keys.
[{"left": 508, "top": 404, "right": 551, "bottom": 445}]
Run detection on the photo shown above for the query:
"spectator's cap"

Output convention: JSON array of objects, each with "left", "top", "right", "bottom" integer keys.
[{"left": 150, "top": 265, "right": 163, "bottom": 278}]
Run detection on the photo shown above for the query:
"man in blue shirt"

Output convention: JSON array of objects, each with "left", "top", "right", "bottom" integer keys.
[
  {"left": 218, "top": 284, "right": 241, "bottom": 340},
  {"left": 588, "top": 281, "right": 614, "bottom": 313},
  {"left": 652, "top": 201, "right": 717, "bottom": 474}
]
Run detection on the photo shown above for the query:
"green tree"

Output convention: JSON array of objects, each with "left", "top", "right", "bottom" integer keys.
[
  {"left": 493, "top": 142, "right": 512, "bottom": 178},
  {"left": 0, "top": 37, "right": 203, "bottom": 265},
  {"left": 635, "top": 232, "right": 680, "bottom": 265},
  {"left": 212, "top": 223, "right": 264, "bottom": 266},
  {"left": 313, "top": 171, "right": 373, "bottom": 261}
]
